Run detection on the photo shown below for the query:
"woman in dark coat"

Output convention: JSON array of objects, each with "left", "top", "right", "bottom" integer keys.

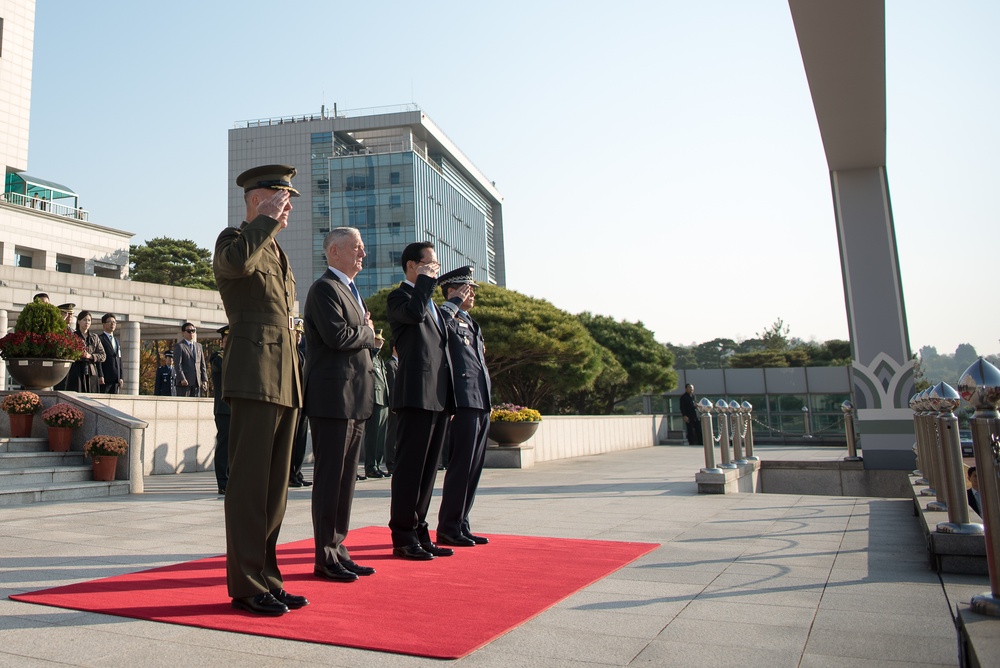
[{"left": 66, "top": 310, "right": 106, "bottom": 393}]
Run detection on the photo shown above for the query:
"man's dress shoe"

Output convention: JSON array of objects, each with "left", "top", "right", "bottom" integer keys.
[
  {"left": 392, "top": 544, "right": 435, "bottom": 560},
  {"left": 288, "top": 479, "right": 304, "bottom": 488},
  {"left": 420, "top": 542, "right": 454, "bottom": 557},
  {"left": 217, "top": 488, "right": 226, "bottom": 495},
  {"left": 379, "top": 469, "right": 391, "bottom": 478},
  {"left": 314, "top": 562, "right": 359, "bottom": 582},
  {"left": 231, "top": 592, "right": 288, "bottom": 616},
  {"left": 365, "top": 468, "right": 384, "bottom": 478},
  {"left": 269, "top": 588, "right": 309, "bottom": 609},
  {"left": 464, "top": 531, "right": 489, "bottom": 545},
  {"left": 342, "top": 559, "right": 376, "bottom": 576},
  {"left": 436, "top": 532, "right": 476, "bottom": 547},
  {"left": 356, "top": 473, "right": 367, "bottom": 481}
]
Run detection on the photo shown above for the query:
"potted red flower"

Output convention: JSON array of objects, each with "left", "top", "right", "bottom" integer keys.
[
  {"left": 2, "top": 390, "right": 42, "bottom": 437},
  {"left": 83, "top": 435, "right": 128, "bottom": 481},
  {"left": 41, "top": 402, "right": 85, "bottom": 452}
]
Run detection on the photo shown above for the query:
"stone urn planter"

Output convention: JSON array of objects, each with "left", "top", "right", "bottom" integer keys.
[
  {"left": 6, "top": 358, "right": 73, "bottom": 390},
  {"left": 488, "top": 421, "right": 541, "bottom": 447}
]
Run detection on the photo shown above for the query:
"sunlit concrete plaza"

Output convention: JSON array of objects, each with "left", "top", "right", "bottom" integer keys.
[{"left": 1, "top": 444, "right": 987, "bottom": 667}]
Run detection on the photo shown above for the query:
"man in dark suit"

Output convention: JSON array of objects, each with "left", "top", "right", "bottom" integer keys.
[
  {"left": 968, "top": 466, "right": 982, "bottom": 517},
  {"left": 679, "top": 383, "right": 702, "bottom": 445},
  {"left": 304, "top": 227, "right": 380, "bottom": 582},
  {"left": 97, "top": 313, "right": 124, "bottom": 394},
  {"left": 210, "top": 325, "right": 230, "bottom": 495},
  {"left": 386, "top": 241, "right": 454, "bottom": 560},
  {"left": 435, "top": 267, "right": 492, "bottom": 547},
  {"left": 214, "top": 164, "right": 306, "bottom": 616},
  {"left": 363, "top": 346, "right": 391, "bottom": 479},
  {"left": 173, "top": 322, "right": 207, "bottom": 397},
  {"left": 384, "top": 348, "right": 399, "bottom": 474}
]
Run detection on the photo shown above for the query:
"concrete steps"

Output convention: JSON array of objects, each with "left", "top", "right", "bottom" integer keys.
[{"left": 0, "top": 436, "right": 129, "bottom": 506}]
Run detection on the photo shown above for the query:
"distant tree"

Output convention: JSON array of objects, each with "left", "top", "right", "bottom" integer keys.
[
  {"left": 665, "top": 343, "right": 698, "bottom": 369},
  {"left": 729, "top": 350, "right": 789, "bottom": 368},
  {"left": 366, "top": 284, "right": 603, "bottom": 410},
  {"left": 556, "top": 344, "right": 629, "bottom": 414},
  {"left": 954, "top": 343, "right": 978, "bottom": 370},
  {"left": 756, "top": 317, "right": 791, "bottom": 351},
  {"left": 129, "top": 237, "right": 216, "bottom": 289},
  {"left": 694, "top": 338, "right": 739, "bottom": 368}
]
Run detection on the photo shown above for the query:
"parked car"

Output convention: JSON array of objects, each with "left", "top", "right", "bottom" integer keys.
[{"left": 960, "top": 429, "right": 974, "bottom": 458}]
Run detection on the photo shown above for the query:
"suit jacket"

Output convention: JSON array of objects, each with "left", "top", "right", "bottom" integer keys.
[
  {"left": 172, "top": 339, "right": 207, "bottom": 389},
  {"left": 303, "top": 269, "right": 377, "bottom": 419},
  {"left": 210, "top": 351, "right": 230, "bottom": 415},
  {"left": 213, "top": 216, "right": 301, "bottom": 408},
  {"left": 386, "top": 276, "right": 452, "bottom": 412},
  {"left": 440, "top": 300, "right": 491, "bottom": 410},
  {"left": 969, "top": 488, "right": 982, "bottom": 517},
  {"left": 98, "top": 332, "right": 123, "bottom": 385},
  {"left": 679, "top": 392, "right": 698, "bottom": 421}
]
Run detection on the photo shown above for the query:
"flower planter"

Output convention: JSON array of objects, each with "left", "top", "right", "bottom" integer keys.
[
  {"left": 8, "top": 413, "right": 34, "bottom": 438},
  {"left": 6, "top": 358, "right": 73, "bottom": 390},
  {"left": 488, "top": 421, "right": 540, "bottom": 447},
  {"left": 48, "top": 427, "right": 73, "bottom": 452},
  {"left": 92, "top": 455, "right": 118, "bottom": 481}
]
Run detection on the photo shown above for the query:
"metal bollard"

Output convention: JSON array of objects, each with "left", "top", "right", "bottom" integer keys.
[
  {"left": 715, "top": 399, "right": 737, "bottom": 469},
  {"left": 959, "top": 358, "right": 1000, "bottom": 617},
  {"left": 843, "top": 401, "right": 862, "bottom": 461},
  {"left": 931, "top": 382, "right": 983, "bottom": 535},
  {"left": 730, "top": 400, "right": 747, "bottom": 464},
  {"left": 698, "top": 398, "right": 721, "bottom": 473},
  {"left": 910, "top": 393, "right": 928, "bottom": 483},
  {"left": 917, "top": 389, "right": 939, "bottom": 497},
  {"left": 743, "top": 401, "right": 759, "bottom": 461},
  {"left": 802, "top": 405, "right": 812, "bottom": 438},
  {"left": 924, "top": 390, "right": 949, "bottom": 511}
]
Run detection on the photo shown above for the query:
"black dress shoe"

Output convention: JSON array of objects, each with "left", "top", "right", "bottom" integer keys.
[
  {"left": 379, "top": 469, "right": 391, "bottom": 478},
  {"left": 300, "top": 479, "right": 312, "bottom": 487},
  {"left": 356, "top": 474, "right": 367, "bottom": 481},
  {"left": 231, "top": 592, "right": 288, "bottom": 616},
  {"left": 436, "top": 532, "right": 476, "bottom": 547},
  {"left": 365, "top": 468, "right": 384, "bottom": 479},
  {"left": 420, "top": 542, "right": 454, "bottom": 557},
  {"left": 217, "top": 488, "right": 226, "bottom": 495},
  {"left": 288, "top": 479, "right": 304, "bottom": 488},
  {"left": 314, "top": 562, "right": 359, "bottom": 582},
  {"left": 269, "top": 588, "right": 309, "bottom": 609},
  {"left": 341, "top": 559, "right": 376, "bottom": 576},
  {"left": 463, "top": 531, "right": 489, "bottom": 545},
  {"left": 393, "top": 544, "right": 434, "bottom": 560}
]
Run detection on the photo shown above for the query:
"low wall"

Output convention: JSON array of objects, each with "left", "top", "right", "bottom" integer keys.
[{"left": 511, "top": 415, "right": 659, "bottom": 463}]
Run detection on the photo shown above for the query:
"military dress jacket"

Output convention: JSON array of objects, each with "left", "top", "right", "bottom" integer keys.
[
  {"left": 439, "top": 300, "right": 491, "bottom": 411},
  {"left": 213, "top": 215, "right": 301, "bottom": 408}
]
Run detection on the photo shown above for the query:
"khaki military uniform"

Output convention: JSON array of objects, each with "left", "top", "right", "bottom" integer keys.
[{"left": 214, "top": 214, "right": 302, "bottom": 599}]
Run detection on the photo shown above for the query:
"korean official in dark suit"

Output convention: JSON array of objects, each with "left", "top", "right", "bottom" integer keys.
[
  {"left": 435, "top": 266, "right": 492, "bottom": 547},
  {"left": 386, "top": 241, "right": 454, "bottom": 560},
  {"left": 97, "top": 313, "right": 124, "bottom": 394},
  {"left": 304, "top": 227, "right": 380, "bottom": 582}
]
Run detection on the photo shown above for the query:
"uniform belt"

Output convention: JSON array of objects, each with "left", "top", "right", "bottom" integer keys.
[{"left": 229, "top": 313, "right": 295, "bottom": 329}]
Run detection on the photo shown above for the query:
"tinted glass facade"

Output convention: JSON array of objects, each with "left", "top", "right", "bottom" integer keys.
[{"left": 310, "top": 129, "right": 498, "bottom": 297}]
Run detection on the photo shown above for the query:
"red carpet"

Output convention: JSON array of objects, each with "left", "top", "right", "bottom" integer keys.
[{"left": 10, "top": 526, "right": 658, "bottom": 659}]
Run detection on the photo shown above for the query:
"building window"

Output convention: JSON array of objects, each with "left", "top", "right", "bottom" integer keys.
[
  {"left": 388, "top": 222, "right": 401, "bottom": 236},
  {"left": 390, "top": 171, "right": 400, "bottom": 185},
  {"left": 389, "top": 194, "right": 401, "bottom": 208},
  {"left": 56, "top": 260, "right": 72, "bottom": 273},
  {"left": 15, "top": 253, "right": 32, "bottom": 268}
]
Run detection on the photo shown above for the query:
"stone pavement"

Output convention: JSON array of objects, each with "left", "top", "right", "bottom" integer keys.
[{"left": 0, "top": 445, "right": 981, "bottom": 667}]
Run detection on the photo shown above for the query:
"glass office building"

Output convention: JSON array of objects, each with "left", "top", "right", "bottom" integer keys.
[{"left": 229, "top": 105, "right": 504, "bottom": 297}]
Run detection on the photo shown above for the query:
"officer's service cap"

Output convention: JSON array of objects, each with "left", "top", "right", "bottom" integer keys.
[
  {"left": 57, "top": 303, "right": 76, "bottom": 313},
  {"left": 216, "top": 325, "right": 230, "bottom": 336},
  {"left": 236, "top": 164, "right": 300, "bottom": 197},
  {"left": 437, "top": 266, "right": 478, "bottom": 288}
]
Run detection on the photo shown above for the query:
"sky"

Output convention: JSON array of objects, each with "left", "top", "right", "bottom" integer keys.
[{"left": 26, "top": 1, "right": 999, "bottom": 358}]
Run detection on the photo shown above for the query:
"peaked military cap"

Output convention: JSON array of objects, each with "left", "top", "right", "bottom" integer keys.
[
  {"left": 57, "top": 303, "right": 76, "bottom": 313},
  {"left": 216, "top": 325, "right": 230, "bottom": 336},
  {"left": 236, "top": 164, "right": 300, "bottom": 197},
  {"left": 164, "top": 351, "right": 174, "bottom": 358},
  {"left": 437, "top": 266, "right": 478, "bottom": 288}
]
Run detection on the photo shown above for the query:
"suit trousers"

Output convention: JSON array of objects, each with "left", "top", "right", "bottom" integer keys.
[
  {"left": 290, "top": 410, "right": 309, "bottom": 482},
  {"left": 214, "top": 413, "right": 230, "bottom": 491},
  {"left": 224, "top": 398, "right": 297, "bottom": 599},
  {"left": 363, "top": 404, "right": 388, "bottom": 472},
  {"left": 389, "top": 407, "right": 449, "bottom": 547},
  {"left": 309, "top": 417, "right": 365, "bottom": 566},
  {"left": 437, "top": 408, "right": 490, "bottom": 536}
]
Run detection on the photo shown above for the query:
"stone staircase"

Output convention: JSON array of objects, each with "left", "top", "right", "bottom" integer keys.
[{"left": 0, "top": 436, "right": 130, "bottom": 506}]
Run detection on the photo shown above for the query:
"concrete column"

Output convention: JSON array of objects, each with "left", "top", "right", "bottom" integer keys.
[{"left": 120, "top": 320, "right": 141, "bottom": 395}]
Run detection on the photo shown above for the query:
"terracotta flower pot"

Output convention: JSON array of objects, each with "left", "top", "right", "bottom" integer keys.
[
  {"left": 8, "top": 413, "right": 34, "bottom": 438},
  {"left": 92, "top": 455, "right": 118, "bottom": 481},
  {"left": 48, "top": 427, "right": 73, "bottom": 452}
]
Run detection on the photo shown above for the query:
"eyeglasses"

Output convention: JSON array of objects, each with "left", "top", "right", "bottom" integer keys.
[{"left": 183, "top": 329, "right": 196, "bottom": 334}]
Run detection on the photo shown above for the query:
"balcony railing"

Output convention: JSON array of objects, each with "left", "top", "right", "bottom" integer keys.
[{"left": 1, "top": 192, "right": 90, "bottom": 222}]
